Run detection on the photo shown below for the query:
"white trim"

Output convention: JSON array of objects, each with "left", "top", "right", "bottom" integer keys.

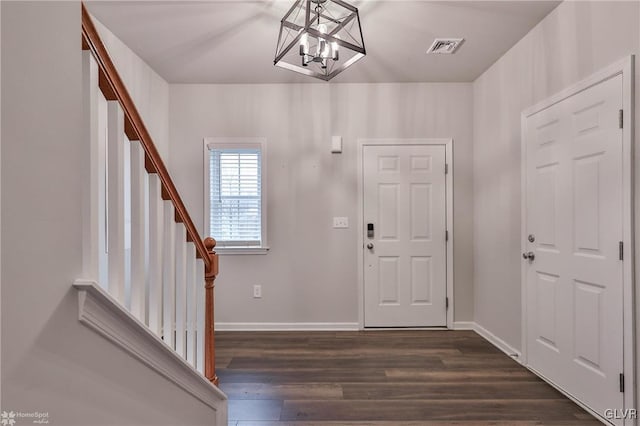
[
  {"left": 527, "top": 366, "right": 611, "bottom": 426},
  {"left": 356, "top": 138, "right": 454, "bottom": 329},
  {"left": 216, "top": 322, "right": 359, "bottom": 331},
  {"left": 473, "top": 322, "right": 522, "bottom": 360},
  {"left": 216, "top": 247, "right": 270, "bottom": 255},
  {"left": 520, "top": 55, "right": 635, "bottom": 422},
  {"left": 203, "top": 137, "right": 268, "bottom": 253},
  {"left": 452, "top": 321, "right": 475, "bottom": 330},
  {"left": 473, "top": 321, "right": 608, "bottom": 425},
  {"left": 520, "top": 103, "right": 529, "bottom": 367},
  {"left": 73, "top": 279, "right": 228, "bottom": 424},
  {"left": 621, "top": 56, "right": 636, "bottom": 420}
]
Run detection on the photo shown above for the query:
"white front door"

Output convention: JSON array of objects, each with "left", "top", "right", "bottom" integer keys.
[
  {"left": 363, "top": 144, "right": 447, "bottom": 327},
  {"left": 524, "top": 74, "right": 624, "bottom": 423}
]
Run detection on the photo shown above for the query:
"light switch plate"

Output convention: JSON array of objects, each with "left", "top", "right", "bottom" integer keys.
[{"left": 333, "top": 217, "right": 349, "bottom": 228}]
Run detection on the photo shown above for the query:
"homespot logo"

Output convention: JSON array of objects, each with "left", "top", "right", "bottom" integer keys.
[
  {"left": 605, "top": 408, "right": 637, "bottom": 420},
  {"left": 0, "top": 411, "right": 50, "bottom": 425}
]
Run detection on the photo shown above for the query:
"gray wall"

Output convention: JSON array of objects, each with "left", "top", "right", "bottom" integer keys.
[
  {"left": 0, "top": 0, "right": 3, "bottom": 405},
  {"left": 169, "top": 83, "right": 474, "bottom": 325},
  {"left": 1, "top": 3, "right": 217, "bottom": 424},
  {"left": 92, "top": 16, "right": 170, "bottom": 159},
  {"left": 472, "top": 0, "right": 640, "bottom": 351}
]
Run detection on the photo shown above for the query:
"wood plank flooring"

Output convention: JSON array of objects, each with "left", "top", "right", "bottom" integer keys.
[{"left": 216, "top": 330, "right": 600, "bottom": 426}]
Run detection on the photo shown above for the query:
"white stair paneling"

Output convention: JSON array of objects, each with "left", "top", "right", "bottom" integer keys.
[{"left": 74, "top": 280, "right": 228, "bottom": 425}]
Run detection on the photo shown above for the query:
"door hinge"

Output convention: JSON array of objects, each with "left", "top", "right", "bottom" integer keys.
[
  {"left": 619, "top": 241, "right": 624, "bottom": 261},
  {"left": 446, "top": 297, "right": 449, "bottom": 309},
  {"left": 445, "top": 230, "right": 449, "bottom": 241},
  {"left": 619, "top": 109, "right": 624, "bottom": 129},
  {"left": 620, "top": 373, "right": 625, "bottom": 392},
  {"left": 445, "top": 163, "right": 449, "bottom": 174}
]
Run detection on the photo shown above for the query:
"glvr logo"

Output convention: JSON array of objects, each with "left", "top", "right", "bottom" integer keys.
[{"left": 605, "top": 408, "right": 638, "bottom": 420}]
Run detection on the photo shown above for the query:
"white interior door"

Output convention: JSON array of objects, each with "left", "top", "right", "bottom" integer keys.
[
  {"left": 524, "top": 74, "right": 624, "bottom": 423},
  {"left": 363, "top": 144, "right": 447, "bottom": 327}
]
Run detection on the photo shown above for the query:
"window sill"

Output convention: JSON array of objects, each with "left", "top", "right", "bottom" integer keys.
[{"left": 215, "top": 246, "right": 270, "bottom": 255}]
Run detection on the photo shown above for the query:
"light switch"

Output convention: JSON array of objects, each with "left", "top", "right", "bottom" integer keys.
[{"left": 333, "top": 217, "right": 349, "bottom": 228}]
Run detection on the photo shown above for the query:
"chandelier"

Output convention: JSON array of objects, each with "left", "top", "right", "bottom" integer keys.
[{"left": 274, "top": 0, "right": 366, "bottom": 81}]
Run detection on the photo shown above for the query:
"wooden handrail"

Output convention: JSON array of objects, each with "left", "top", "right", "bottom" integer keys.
[{"left": 81, "top": 3, "right": 210, "bottom": 271}]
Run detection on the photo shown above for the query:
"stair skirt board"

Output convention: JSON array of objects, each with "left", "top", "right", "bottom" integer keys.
[{"left": 73, "top": 280, "right": 228, "bottom": 425}]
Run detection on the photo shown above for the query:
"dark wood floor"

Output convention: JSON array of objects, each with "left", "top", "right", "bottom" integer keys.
[{"left": 216, "top": 330, "right": 600, "bottom": 426}]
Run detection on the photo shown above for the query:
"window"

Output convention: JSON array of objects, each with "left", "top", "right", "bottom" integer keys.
[{"left": 205, "top": 139, "right": 267, "bottom": 253}]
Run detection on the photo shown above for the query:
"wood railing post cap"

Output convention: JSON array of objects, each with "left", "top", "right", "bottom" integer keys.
[{"left": 204, "top": 237, "right": 217, "bottom": 252}]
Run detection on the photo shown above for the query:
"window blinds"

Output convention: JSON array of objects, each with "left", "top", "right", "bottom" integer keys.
[{"left": 209, "top": 147, "right": 262, "bottom": 246}]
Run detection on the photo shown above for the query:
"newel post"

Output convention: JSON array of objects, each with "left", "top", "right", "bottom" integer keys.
[{"left": 204, "top": 237, "right": 219, "bottom": 386}]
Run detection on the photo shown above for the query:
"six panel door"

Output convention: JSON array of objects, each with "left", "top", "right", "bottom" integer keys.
[
  {"left": 363, "top": 144, "right": 447, "bottom": 327},
  {"left": 524, "top": 74, "right": 624, "bottom": 423}
]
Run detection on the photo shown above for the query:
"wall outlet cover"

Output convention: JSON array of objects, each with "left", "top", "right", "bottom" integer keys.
[{"left": 253, "top": 285, "right": 262, "bottom": 298}]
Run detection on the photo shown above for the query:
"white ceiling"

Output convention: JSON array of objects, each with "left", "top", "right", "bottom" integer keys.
[{"left": 86, "top": 0, "right": 561, "bottom": 84}]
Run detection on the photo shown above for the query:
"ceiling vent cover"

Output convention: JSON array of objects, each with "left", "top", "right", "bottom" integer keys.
[{"left": 427, "top": 38, "right": 465, "bottom": 54}]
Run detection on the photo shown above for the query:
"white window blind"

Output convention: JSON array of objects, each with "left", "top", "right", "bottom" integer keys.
[{"left": 209, "top": 147, "right": 262, "bottom": 247}]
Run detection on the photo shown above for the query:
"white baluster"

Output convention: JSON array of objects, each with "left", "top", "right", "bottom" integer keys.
[
  {"left": 175, "top": 223, "right": 187, "bottom": 358},
  {"left": 81, "top": 51, "right": 99, "bottom": 281},
  {"left": 98, "top": 93, "right": 108, "bottom": 289},
  {"left": 107, "top": 102, "right": 126, "bottom": 304},
  {"left": 81, "top": 52, "right": 108, "bottom": 288},
  {"left": 130, "top": 141, "right": 148, "bottom": 322},
  {"left": 195, "top": 258, "right": 205, "bottom": 374},
  {"left": 162, "top": 200, "right": 176, "bottom": 348},
  {"left": 123, "top": 135, "right": 132, "bottom": 309},
  {"left": 147, "top": 174, "right": 163, "bottom": 336},
  {"left": 185, "top": 243, "right": 197, "bottom": 367}
]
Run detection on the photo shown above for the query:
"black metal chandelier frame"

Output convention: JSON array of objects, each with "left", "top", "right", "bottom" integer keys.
[{"left": 274, "top": 0, "right": 366, "bottom": 81}]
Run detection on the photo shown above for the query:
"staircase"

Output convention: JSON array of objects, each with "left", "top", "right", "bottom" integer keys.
[{"left": 74, "top": 3, "right": 226, "bottom": 421}]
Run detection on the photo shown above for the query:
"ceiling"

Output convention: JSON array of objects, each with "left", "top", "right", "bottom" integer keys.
[{"left": 86, "top": 0, "right": 561, "bottom": 84}]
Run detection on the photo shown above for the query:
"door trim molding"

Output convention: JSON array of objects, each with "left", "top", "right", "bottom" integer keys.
[
  {"left": 357, "top": 138, "right": 454, "bottom": 329},
  {"left": 520, "top": 55, "right": 635, "bottom": 420}
]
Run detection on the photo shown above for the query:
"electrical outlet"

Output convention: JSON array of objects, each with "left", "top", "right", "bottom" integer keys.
[
  {"left": 333, "top": 217, "right": 349, "bottom": 228},
  {"left": 253, "top": 285, "right": 262, "bottom": 298}
]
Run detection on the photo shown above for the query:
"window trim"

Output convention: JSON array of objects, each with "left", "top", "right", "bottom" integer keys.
[{"left": 204, "top": 137, "right": 269, "bottom": 255}]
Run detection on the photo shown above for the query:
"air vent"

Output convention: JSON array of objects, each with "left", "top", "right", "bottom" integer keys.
[{"left": 426, "top": 38, "right": 465, "bottom": 54}]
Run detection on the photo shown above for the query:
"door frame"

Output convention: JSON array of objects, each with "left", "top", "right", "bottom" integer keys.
[
  {"left": 520, "top": 55, "right": 635, "bottom": 420},
  {"left": 357, "top": 138, "right": 454, "bottom": 329}
]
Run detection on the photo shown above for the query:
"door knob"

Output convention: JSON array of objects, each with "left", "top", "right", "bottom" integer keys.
[
  {"left": 522, "top": 251, "right": 535, "bottom": 261},
  {"left": 367, "top": 243, "right": 374, "bottom": 250}
]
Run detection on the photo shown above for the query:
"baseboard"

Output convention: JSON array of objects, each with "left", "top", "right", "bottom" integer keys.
[
  {"left": 469, "top": 322, "right": 608, "bottom": 423},
  {"left": 525, "top": 365, "right": 609, "bottom": 425},
  {"left": 451, "top": 321, "right": 475, "bottom": 330},
  {"left": 472, "top": 321, "right": 522, "bottom": 361},
  {"left": 216, "top": 322, "right": 359, "bottom": 331}
]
